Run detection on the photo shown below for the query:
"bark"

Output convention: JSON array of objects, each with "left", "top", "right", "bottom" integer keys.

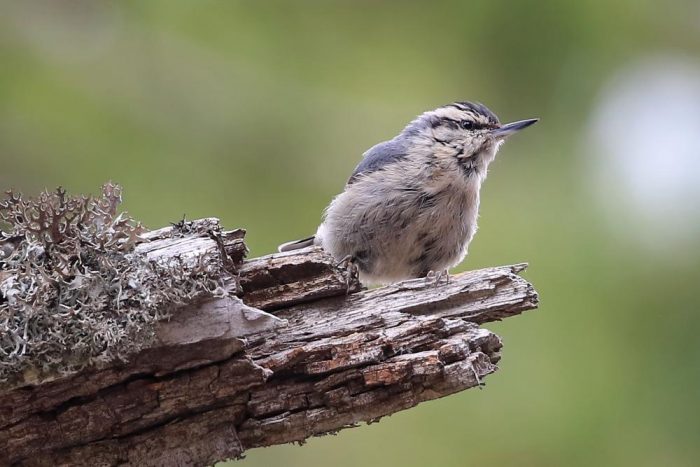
[{"left": 0, "top": 219, "right": 538, "bottom": 467}]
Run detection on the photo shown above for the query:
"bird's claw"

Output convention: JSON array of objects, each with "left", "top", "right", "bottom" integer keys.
[
  {"left": 336, "top": 255, "right": 359, "bottom": 292},
  {"left": 425, "top": 269, "right": 450, "bottom": 287}
]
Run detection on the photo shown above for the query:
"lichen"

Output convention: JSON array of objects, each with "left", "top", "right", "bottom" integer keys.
[{"left": 0, "top": 183, "right": 229, "bottom": 385}]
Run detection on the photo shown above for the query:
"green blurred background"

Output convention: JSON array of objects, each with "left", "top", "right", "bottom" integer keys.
[{"left": 2, "top": 1, "right": 700, "bottom": 466}]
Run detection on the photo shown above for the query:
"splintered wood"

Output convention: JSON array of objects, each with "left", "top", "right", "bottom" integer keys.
[{"left": 0, "top": 218, "right": 538, "bottom": 467}]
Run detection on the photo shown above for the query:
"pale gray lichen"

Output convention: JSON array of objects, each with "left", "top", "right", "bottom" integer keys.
[{"left": 0, "top": 183, "right": 229, "bottom": 385}]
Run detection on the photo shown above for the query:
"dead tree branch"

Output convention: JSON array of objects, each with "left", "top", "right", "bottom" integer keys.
[{"left": 0, "top": 218, "right": 538, "bottom": 466}]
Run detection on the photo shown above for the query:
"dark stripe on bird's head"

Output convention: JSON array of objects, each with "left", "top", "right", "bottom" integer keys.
[
  {"left": 449, "top": 101, "right": 500, "bottom": 125},
  {"left": 429, "top": 117, "right": 460, "bottom": 130}
]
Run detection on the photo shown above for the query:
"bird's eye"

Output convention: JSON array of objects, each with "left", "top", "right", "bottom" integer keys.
[{"left": 460, "top": 120, "right": 475, "bottom": 130}]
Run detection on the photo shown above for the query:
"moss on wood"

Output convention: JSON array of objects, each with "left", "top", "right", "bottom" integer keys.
[{"left": 0, "top": 183, "right": 230, "bottom": 385}]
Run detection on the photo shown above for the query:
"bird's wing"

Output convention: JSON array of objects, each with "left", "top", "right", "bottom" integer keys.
[{"left": 347, "top": 139, "right": 408, "bottom": 185}]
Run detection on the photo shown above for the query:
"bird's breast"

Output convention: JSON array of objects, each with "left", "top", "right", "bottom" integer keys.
[{"left": 318, "top": 160, "right": 483, "bottom": 284}]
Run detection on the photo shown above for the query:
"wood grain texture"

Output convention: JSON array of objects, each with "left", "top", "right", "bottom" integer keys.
[{"left": 0, "top": 219, "right": 538, "bottom": 467}]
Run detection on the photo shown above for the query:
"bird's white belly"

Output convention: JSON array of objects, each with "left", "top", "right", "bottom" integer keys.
[
  {"left": 318, "top": 176, "right": 481, "bottom": 285},
  {"left": 369, "top": 191, "right": 478, "bottom": 283}
]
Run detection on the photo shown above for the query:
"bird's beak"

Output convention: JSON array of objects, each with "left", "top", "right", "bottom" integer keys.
[{"left": 491, "top": 118, "right": 539, "bottom": 138}]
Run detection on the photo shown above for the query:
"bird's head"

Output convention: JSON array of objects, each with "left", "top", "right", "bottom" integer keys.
[{"left": 403, "top": 101, "right": 538, "bottom": 167}]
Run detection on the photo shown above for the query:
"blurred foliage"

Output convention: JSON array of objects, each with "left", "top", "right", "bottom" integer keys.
[{"left": 1, "top": 1, "right": 699, "bottom": 466}]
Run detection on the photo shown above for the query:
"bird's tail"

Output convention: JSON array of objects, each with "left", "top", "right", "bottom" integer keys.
[{"left": 277, "top": 235, "right": 315, "bottom": 253}]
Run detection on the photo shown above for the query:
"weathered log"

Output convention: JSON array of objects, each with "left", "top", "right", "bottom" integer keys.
[{"left": 0, "top": 219, "right": 538, "bottom": 467}]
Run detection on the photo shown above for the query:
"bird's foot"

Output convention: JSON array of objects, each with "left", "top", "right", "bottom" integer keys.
[
  {"left": 425, "top": 269, "right": 450, "bottom": 287},
  {"left": 335, "top": 255, "right": 359, "bottom": 292}
]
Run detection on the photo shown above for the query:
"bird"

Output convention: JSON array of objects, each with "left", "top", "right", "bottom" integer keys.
[{"left": 278, "top": 101, "right": 538, "bottom": 285}]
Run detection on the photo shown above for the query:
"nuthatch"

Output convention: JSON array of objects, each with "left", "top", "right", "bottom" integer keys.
[{"left": 279, "top": 102, "right": 538, "bottom": 285}]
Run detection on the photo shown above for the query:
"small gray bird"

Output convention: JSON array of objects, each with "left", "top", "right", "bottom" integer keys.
[{"left": 279, "top": 101, "right": 537, "bottom": 285}]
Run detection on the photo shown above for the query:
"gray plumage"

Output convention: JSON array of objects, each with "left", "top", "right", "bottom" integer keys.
[
  {"left": 279, "top": 101, "right": 537, "bottom": 285},
  {"left": 347, "top": 139, "right": 408, "bottom": 185}
]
